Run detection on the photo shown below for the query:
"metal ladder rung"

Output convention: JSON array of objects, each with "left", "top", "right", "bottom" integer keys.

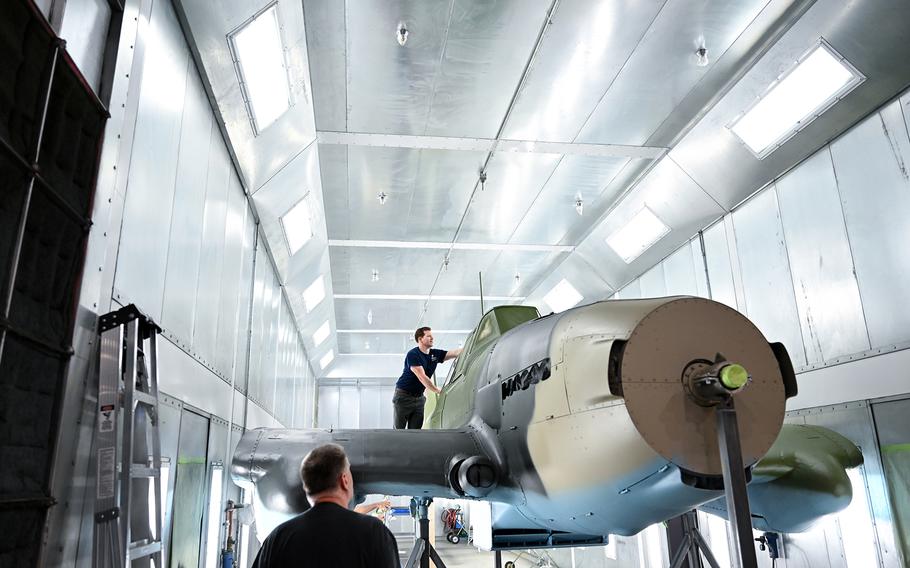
[
  {"left": 134, "top": 390, "right": 158, "bottom": 407},
  {"left": 128, "top": 540, "right": 161, "bottom": 560},
  {"left": 129, "top": 465, "right": 159, "bottom": 478}
]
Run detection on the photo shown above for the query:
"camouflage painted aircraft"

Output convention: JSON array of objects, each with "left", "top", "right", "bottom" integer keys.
[{"left": 233, "top": 297, "right": 862, "bottom": 549}]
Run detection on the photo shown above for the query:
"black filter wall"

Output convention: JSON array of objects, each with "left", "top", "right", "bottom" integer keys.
[{"left": 0, "top": 1, "right": 107, "bottom": 565}]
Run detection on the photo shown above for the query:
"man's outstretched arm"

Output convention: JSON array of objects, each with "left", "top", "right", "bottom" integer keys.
[
  {"left": 410, "top": 365, "right": 441, "bottom": 394},
  {"left": 443, "top": 348, "right": 463, "bottom": 361}
]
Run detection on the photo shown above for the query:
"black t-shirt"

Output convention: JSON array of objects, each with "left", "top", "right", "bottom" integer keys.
[
  {"left": 251, "top": 502, "right": 400, "bottom": 568},
  {"left": 395, "top": 347, "right": 448, "bottom": 394}
]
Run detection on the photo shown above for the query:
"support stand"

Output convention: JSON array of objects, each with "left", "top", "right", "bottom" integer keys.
[
  {"left": 668, "top": 511, "right": 722, "bottom": 568},
  {"left": 405, "top": 498, "right": 447, "bottom": 568}
]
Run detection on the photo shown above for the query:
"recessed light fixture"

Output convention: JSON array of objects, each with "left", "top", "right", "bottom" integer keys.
[
  {"left": 313, "top": 321, "right": 330, "bottom": 346},
  {"left": 377, "top": 191, "right": 388, "bottom": 205},
  {"left": 303, "top": 276, "right": 326, "bottom": 312},
  {"left": 730, "top": 40, "right": 864, "bottom": 158},
  {"left": 543, "top": 279, "right": 583, "bottom": 313},
  {"left": 280, "top": 196, "right": 312, "bottom": 255},
  {"left": 364, "top": 341, "right": 371, "bottom": 350},
  {"left": 605, "top": 206, "right": 670, "bottom": 263},
  {"left": 229, "top": 4, "right": 291, "bottom": 134},
  {"left": 575, "top": 197, "right": 584, "bottom": 216},
  {"left": 366, "top": 309, "right": 373, "bottom": 325},
  {"left": 319, "top": 349, "right": 335, "bottom": 369}
]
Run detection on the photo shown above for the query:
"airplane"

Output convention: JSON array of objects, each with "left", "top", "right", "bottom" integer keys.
[{"left": 232, "top": 296, "right": 862, "bottom": 550}]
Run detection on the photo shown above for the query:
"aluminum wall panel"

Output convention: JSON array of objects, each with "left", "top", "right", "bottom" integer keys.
[
  {"left": 193, "top": 136, "right": 231, "bottom": 366},
  {"left": 690, "top": 239, "right": 710, "bottom": 298},
  {"left": 158, "top": 338, "right": 233, "bottom": 421},
  {"left": 379, "top": 385, "right": 395, "bottom": 429},
  {"left": 830, "top": 102, "right": 910, "bottom": 348},
  {"left": 662, "top": 244, "right": 699, "bottom": 297},
  {"left": 615, "top": 278, "right": 641, "bottom": 300},
  {"left": 317, "top": 385, "right": 339, "bottom": 429},
  {"left": 338, "top": 386, "right": 361, "bottom": 429},
  {"left": 232, "top": 221, "right": 257, "bottom": 394},
  {"left": 115, "top": 0, "right": 188, "bottom": 320},
  {"left": 161, "top": 69, "right": 212, "bottom": 344},
  {"left": 59, "top": 0, "right": 111, "bottom": 92},
  {"left": 214, "top": 176, "right": 248, "bottom": 375},
  {"left": 702, "top": 221, "right": 737, "bottom": 309},
  {"left": 776, "top": 151, "right": 870, "bottom": 365},
  {"left": 638, "top": 264, "right": 666, "bottom": 298},
  {"left": 731, "top": 190, "right": 806, "bottom": 367},
  {"left": 358, "top": 386, "right": 382, "bottom": 429},
  {"left": 246, "top": 248, "right": 267, "bottom": 401},
  {"left": 260, "top": 274, "right": 282, "bottom": 412}
]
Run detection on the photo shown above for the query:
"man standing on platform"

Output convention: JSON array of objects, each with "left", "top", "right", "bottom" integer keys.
[{"left": 392, "top": 327, "right": 462, "bottom": 429}]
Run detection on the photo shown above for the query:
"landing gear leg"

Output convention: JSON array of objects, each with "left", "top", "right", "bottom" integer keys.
[{"left": 405, "top": 498, "right": 447, "bottom": 568}]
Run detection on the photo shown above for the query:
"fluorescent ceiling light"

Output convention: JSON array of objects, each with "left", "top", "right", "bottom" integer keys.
[
  {"left": 543, "top": 279, "right": 583, "bottom": 313},
  {"left": 313, "top": 321, "right": 330, "bottom": 346},
  {"left": 606, "top": 206, "right": 670, "bottom": 263},
  {"left": 327, "top": 239, "right": 574, "bottom": 253},
  {"left": 319, "top": 350, "right": 335, "bottom": 369},
  {"left": 230, "top": 4, "right": 291, "bottom": 133},
  {"left": 303, "top": 276, "right": 326, "bottom": 312},
  {"left": 334, "top": 294, "right": 523, "bottom": 301},
  {"left": 280, "top": 196, "right": 312, "bottom": 255},
  {"left": 205, "top": 464, "right": 224, "bottom": 568},
  {"left": 730, "top": 41, "right": 863, "bottom": 157},
  {"left": 336, "top": 329, "right": 473, "bottom": 334}
]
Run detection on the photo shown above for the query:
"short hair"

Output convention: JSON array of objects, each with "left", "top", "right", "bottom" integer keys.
[
  {"left": 299, "top": 444, "right": 348, "bottom": 496},
  {"left": 415, "top": 326, "right": 431, "bottom": 342}
]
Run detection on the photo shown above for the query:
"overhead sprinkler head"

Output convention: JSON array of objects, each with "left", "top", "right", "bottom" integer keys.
[
  {"left": 397, "top": 23, "right": 409, "bottom": 46},
  {"left": 695, "top": 46, "right": 709, "bottom": 67},
  {"left": 377, "top": 191, "right": 388, "bottom": 205},
  {"left": 575, "top": 197, "right": 584, "bottom": 216}
]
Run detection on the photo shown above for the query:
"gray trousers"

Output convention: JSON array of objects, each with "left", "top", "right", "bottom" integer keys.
[{"left": 392, "top": 389, "right": 426, "bottom": 429}]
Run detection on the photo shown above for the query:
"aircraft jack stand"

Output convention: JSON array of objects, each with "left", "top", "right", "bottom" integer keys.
[
  {"left": 405, "top": 497, "right": 448, "bottom": 568},
  {"left": 675, "top": 369, "right": 760, "bottom": 568}
]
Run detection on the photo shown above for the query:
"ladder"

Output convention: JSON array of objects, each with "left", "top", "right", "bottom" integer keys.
[{"left": 93, "top": 304, "right": 164, "bottom": 567}]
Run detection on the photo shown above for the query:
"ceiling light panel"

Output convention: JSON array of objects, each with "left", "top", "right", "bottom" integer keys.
[
  {"left": 730, "top": 41, "right": 863, "bottom": 158},
  {"left": 280, "top": 196, "right": 312, "bottom": 255},
  {"left": 543, "top": 279, "right": 584, "bottom": 313},
  {"left": 230, "top": 4, "right": 291, "bottom": 134},
  {"left": 303, "top": 276, "right": 326, "bottom": 312},
  {"left": 313, "top": 321, "right": 330, "bottom": 346},
  {"left": 606, "top": 206, "right": 670, "bottom": 263},
  {"left": 319, "top": 349, "right": 335, "bottom": 369}
]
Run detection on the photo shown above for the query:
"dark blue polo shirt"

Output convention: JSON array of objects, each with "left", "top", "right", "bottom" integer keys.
[{"left": 395, "top": 347, "right": 448, "bottom": 395}]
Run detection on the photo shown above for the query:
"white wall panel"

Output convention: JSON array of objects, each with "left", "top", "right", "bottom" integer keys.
[
  {"left": 615, "top": 278, "right": 641, "bottom": 300},
  {"left": 193, "top": 135, "right": 231, "bottom": 364},
  {"left": 214, "top": 176, "right": 248, "bottom": 375},
  {"left": 60, "top": 0, "right": 110, "bottom": 93},
  {"left": 158, "top": 337, "right": 232, "bottom": 421},
  {"left": 379, "top": 385, "right": 395, "bottom": 429},
  {"left": 358, "top": 386, "right": 382, "bottom": 429},
  {"left": 830, "top": 101, "right": 910, "bottom": 348},
  {"left": 317, "top": 385, "right": 340, "bottom": 429},
  {"left": 702, "top": 221, "right": 737, "bottom": 310},
  {"left": 338, "top": 386, "right": 361, "bottom": 429},
  {"left": 245, "top": 399, "right": 277, "bottom": 430},
  {"left": 232, "top": 221, "right": 257, "bottom": 394},
  {"left": 731, "top": 190, "right": 806, "bottom": 367},
  {"left": 662, "top": 244, "right": 699, "bottom": 297},
  {"left": 690, "top": 239, "right": 710, "bottom": 298},
  {"left": 115, "top": 0, "right": 188, "bottom": 320},
  {"left": 246, "top": 250, "right": 268, "bottom": 401},
  {"left": 160, "top": 67, "right": 212, "bottom": 344},
  {"left": 638, "top": 264, "right": 666, "bottom": 298},
  {"left": 776, "top": 151, "right": 870, "bottom": 365}
]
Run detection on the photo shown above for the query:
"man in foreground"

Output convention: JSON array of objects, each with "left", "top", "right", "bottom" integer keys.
[
  {"left": 251, "top": 444, "right": 400, "bottom": 567},
  {"left": 393, "top": 326, "right": 463, "bottom": 429}
]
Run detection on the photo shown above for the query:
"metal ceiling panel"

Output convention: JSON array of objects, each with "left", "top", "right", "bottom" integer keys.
[
  {"left": 334, "top": 298, "right": 506, "bottom": 331},
  {"left": 302, "top": 0, "right": 346, "bottom": 131},
  {"left": 575, "top": 0, "right": 771, "bottom": 145},
  {"left": 425, "top": 248, "right": 501, "bottom": 295},
  {"left": 344, "top": 0, "right": 452, "bottom": 134},
  {"left": 337, "top": 332, "right": 468, "bottom": 355},
  {"left": 324, "top": 145, "right": 486, "bottom": 241},
  {"left": 177, "top": 0, "right": 317, "bottom": 191},
  {"left": 522, "top": 252, "right": 613, "bottom": 313},
  {"left": 251, "top": 142, "right": 328, "bottom": 283},
  {"left": 669, "top": 0, "right": 910, "bottom": 210},
  {"left": 829, "top": 99, "right": 910, "bottom": 348},
  {"left": 574, "top": 157, "right": 724, "bottom": 290},
  {"left": 422, "top": 0, "right": 550, "bottom": 138},
  {"left": 456, "top": 151, "right": 561, "bottom": 243},
  {"left": 329, "top": 246, "right": 446, "bottom": 295},
  {"left": 775, "top": 150, "right": 869, "bottom": 364},
  {"left": 509, "top": 155, "right": 630, "bottom": 245},
  {"left": 730, "top": 188, "right": 807, "bottom": 367},
  {"left": 503, "top": 0, "right": 667, "bottom": 142}
]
